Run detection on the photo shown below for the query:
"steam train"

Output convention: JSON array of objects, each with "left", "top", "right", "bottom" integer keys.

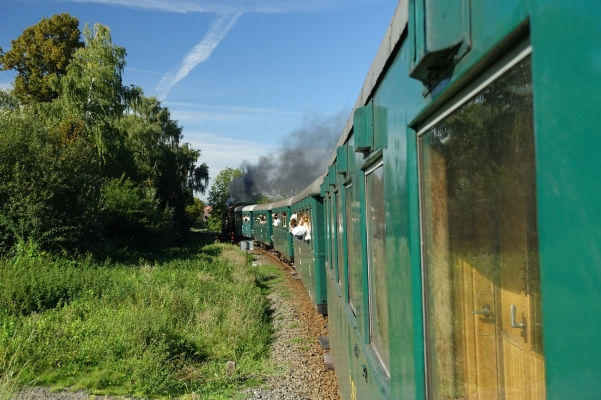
[{"left": 223, "top": 0, "right": 601, "bottom": 398}]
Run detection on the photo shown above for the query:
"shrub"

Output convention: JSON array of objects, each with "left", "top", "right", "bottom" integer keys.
[
  {"left": 0, "top": 110, "right": 103, "bottom": 254},
  {"left": 0, "top": 240, "right": 273, "bottom": 398},
  {"left": 101, "top": 177, "right": 174, "bottom": 249}
]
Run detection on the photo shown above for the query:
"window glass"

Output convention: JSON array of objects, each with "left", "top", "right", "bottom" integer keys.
[
  {"left": 324, "top": 200, "right": 331, "bottom": 270},
  {"left": 420, "top": 55, "right": 544, "bottom": 399},
  {"left": 337, "top": 191, "right": 344, "bottom": 286},
  {"left": 365, "top": 162, "right": 389, "bottom": 373},
  {"left": 331, "top": 192, "right": 338, "bottom": 278},
  {"left": 345, "top": 184, "right": 355, "bottom": 310}
]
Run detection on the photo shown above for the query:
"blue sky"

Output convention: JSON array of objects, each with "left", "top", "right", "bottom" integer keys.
[{"left": 0, "top": 0, "right": 398, "bottom": 198}]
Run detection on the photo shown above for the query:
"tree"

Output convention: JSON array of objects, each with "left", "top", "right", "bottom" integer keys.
[
  {"left": 118, "top": 95, "right": 209, "bottom": 236},
  {"left": 185, "top": 197, "right": 206, "bottom": 228},
  {"left": 0, "top": 13, "right": 83, "bottom": 104},
  {"left": 0, "top": 17, "right": 210, "bottom": 254},
  {"left": 206, "top": 167, "right": 243, "bottom": 231},
  {"left": 48, "top": 22, "right": 138, "bottom": 161}
]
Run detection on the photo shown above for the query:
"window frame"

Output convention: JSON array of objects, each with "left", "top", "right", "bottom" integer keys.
[
  {"left": 415, "top": 37, "right": 533, "bottom": 399},
  {"left": 364, "top": 159, "right": 389, "bottom": 378}
]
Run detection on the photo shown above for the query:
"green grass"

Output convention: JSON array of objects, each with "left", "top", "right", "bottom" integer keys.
[{"left": 0, "top": 238, "right": 284, "bottom": 398}]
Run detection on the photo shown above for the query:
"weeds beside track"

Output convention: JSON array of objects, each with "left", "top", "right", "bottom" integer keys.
[{"left": 0, "top": 237, "right": 275, "bottom": 399}]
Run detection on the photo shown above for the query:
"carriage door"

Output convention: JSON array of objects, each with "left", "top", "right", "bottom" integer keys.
[{"left": 419, "top": 49, "right": 545, "bottom": 400}]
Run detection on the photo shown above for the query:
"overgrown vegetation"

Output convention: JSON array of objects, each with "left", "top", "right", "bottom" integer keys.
[
  {"left": 0, "top": 15, "right": 209, "bottom": 255},
  {"left": 0, "top": 239, "right": 280, "bottom": 398},
  {"left": 0, "top": 14, "right": 288, "bottom": 398}
]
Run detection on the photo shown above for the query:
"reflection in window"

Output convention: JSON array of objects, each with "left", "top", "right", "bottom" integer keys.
[
  {"left": 366, "top": 162, "right": 389, "bottom": 375},
  {"left": 420, "top": 55, "right": 544, "bottom": 399},
  {"left": 345, "top": 184, "right": 356, "bottom": 311},
  {"left": 337, "top": 192, "right": 344, "bottom": 286},
  {"left": 325, "top": 200, "right": 331, "bottom": 270},
  {"left": 330, "top": 194, "right": 338, "bottom": 276}
]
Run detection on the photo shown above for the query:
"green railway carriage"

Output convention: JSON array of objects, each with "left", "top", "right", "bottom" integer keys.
[
  {"left": 251, "top": 204, "right": 273, "bottom": 247},
  {"left": 317, "top": 0, "right": 601, "bottom": 399},
  {"left": 291, "top": 176, "right": 328, "bottom": 315},
  {"left": 232, "top": 0, "right": 601, "bottom": 397},
  {"left": 241, "top": 205, "right": 256, "bottom": 237},
  {"left": 271, "top": 198, "right": 294, "bottom": 262}
]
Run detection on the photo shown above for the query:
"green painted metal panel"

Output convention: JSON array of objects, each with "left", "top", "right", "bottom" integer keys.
[
  {"left": 336, "top": 145, "right": 349, "bottom": 175},
  {"left": 328, "top": 165, "right": 336, "bottom": 186},
  {"left": 291, "top": 196, "right": 328, "bottom": 312},
  {"left": 409, "top": 0, "right": 471, "bottom": 86},
  {"left": 253, "top": 211, "right": 272, "bottom": 246},
  {"left": 530, "top": 1, "right": 601, "bottom": 397},
  {"left": 373, "top": 41, "right": 427, "bottom": 399},
  {"left": 272, "top": 205, "right": 293, "bottom": 261},
  {"left": 242, "top": 211, "right": 253, "bottom": 237},
  {"left": 354, "top": 104, "right": 374, "bottom": 154}
]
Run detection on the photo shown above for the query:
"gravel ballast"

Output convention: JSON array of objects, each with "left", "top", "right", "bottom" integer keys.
[{"left": 243, "top": 249, "right": 340, "bottom": 400}]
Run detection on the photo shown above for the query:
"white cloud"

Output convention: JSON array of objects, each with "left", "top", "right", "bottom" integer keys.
[
  {"left": 156, "top": 12, "right": 242, "bottom": 100},
  {"left": 65, "top": 0, "right": 388, "bottom": 14},
  {"left": 0, "top": 82, "right": 13, "bottom": 91}
]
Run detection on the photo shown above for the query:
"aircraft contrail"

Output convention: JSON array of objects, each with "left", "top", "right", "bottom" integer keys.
[{"left": 156, "top": 12, "right": 242, "bottom": 100}]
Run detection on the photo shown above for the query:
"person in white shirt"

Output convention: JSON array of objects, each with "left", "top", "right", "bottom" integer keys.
[
  {"left": 273, "top": 215, "right": 281, "bottom": 227},
  {"left": 291, "top": 223, "right": 308, "bottom": 239}
]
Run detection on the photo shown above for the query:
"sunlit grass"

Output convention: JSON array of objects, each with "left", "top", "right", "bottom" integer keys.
[{"left": 0, "top": 238, "right": 282, "bottom": 398}]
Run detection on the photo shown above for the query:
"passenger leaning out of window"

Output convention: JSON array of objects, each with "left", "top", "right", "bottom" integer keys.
[
  {"left": 291, "top": 218, "right": 308, "bottom": 239},
  {"left": 303, "top": 216, "right": 312, "bottom": 241}
]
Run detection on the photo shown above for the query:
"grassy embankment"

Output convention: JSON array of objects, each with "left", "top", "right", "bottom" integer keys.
[{"left": 0, "top": 237, "right": 283, "bottom": 399}]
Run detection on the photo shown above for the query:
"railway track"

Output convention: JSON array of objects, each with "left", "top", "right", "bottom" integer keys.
[
  {"left": 189, "top": 232, "right": 340, "bottom": 398},
  {"left": 248, "top": 245, "right": 341, "bottom": 400}
]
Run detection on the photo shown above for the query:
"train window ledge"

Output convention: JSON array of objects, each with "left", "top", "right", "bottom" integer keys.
[{"left": 361, "top": 148, "right": 384, "bottom": 171}]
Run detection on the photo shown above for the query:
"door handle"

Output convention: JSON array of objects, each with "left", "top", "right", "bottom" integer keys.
[
  {"left": 472, "top": 304, "right": 492, "bottom": 318},
  {"left": 510, "top": 304, "right": 526, "bottom": 329}
]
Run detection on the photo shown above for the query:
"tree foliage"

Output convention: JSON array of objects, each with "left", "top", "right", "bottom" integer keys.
[
  {"left": 207, "top": 167, "right": 243, "bottom": 231},
  {"left": 0, "top": 15, "right": 210, "bottom": 255},
  {"left": 48, "top": 22, "right": 139, "bottom": 161},
  {"left": 0, "top": 13, "right": 83, "bottom": 104},
  {"left": 185, "top": 198, "right": 206, "bottom": 228},
  {"left": 0, "top": 110, "right": 103, "bottom": 253}
]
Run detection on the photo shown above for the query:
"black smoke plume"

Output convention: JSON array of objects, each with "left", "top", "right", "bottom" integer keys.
[{"left": 229, "top": 111, "right": 345, "bottom": 202}]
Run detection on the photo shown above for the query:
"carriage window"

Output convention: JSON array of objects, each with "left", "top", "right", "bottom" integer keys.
[
  {"left": 365, "top": 161, "right": 388, "bottom": 375},
  {"left": 325, "top": 199, "right": 331, "bottom": 270},
  {"left": 345, "top": 184, "right": 356, "bottom": 312},
  {"left": 420, "top": 54, "right": 545, "bottom": 399},
  {"left": 331, "top": 192, "right": 338, "bottom": 279},
  {"left": 303, "top": 208, "right": 313, "bottom": 244},
  {"left": 337, "top": 191, "right": 344, "bottom": 287}
]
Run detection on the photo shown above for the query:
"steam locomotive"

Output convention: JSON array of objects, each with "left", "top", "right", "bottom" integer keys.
[{"left": 224, "top": 0, "right": 601, "bottom": 398}]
